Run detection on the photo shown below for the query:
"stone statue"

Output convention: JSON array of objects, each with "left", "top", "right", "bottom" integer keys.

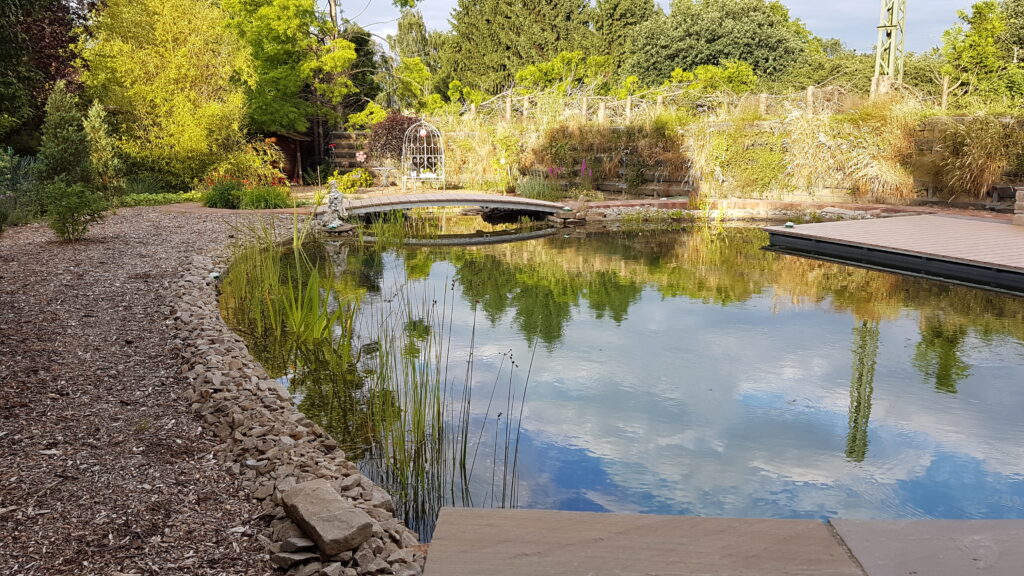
[{"left": 319, "top": 180, "right": 351, "bottom": 232}]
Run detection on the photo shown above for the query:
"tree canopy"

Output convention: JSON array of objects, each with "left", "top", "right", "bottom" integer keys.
[
  {"left": 626, "top": 0, "right": 811, "bottom": 85},
  {"left": 447, "top": 0, "right": 595, "bottom": 93},
  {"left": 223, "top": 0, "right": 357, "bottom": 134},
  {"left": 79, "top": 0, "right": 251, "bottom": 186}
]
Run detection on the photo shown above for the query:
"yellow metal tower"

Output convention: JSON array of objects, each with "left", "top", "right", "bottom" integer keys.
[{"left": 872, "top": 0, "right": 907, "bottom": 96}]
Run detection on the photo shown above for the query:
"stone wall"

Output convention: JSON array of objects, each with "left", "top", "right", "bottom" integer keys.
[
  {"left": 1016, "top": 190, "right": 1024, "bottom": 226},
  {"left": 169, "top": 254, "right": 424, "bottom": 576}
]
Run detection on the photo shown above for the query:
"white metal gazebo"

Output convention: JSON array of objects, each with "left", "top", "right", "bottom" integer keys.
[{"left": 401, "top": 120, "right": 445, "bottom": 191}]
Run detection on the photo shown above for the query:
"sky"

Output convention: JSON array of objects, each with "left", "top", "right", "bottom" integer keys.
[{"left": 341, "top": 0, "right": 976, "bottom": 55}]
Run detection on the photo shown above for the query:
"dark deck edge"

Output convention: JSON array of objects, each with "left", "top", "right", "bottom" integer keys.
[{"left": 766, "top": 231, "right": 1024, "bottom": 296}]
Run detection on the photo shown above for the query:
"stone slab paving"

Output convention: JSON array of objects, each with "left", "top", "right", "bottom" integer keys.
[
  {"left": 423, "top": 508, "right": 864, "bottom": 576},
  {"left": 832, "top": 519, "right": 1024, "bottom": 576}
]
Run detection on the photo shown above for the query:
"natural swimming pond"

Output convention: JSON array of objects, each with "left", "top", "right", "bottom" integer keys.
[{"left": 220, "top": 223, "right": 1024, "bottom": 541}]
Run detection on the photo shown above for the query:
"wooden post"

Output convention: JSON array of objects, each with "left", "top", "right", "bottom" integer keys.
[
  {"left": 656, "top": 95, "right": 664, "bottom": 111},
  {"left": 505, "top": 97, "right": 512, "bottom": 122},
  {"left": 470, "top": 102, "right": 477, "bottom": 118},
  {"left": 626, "top": 94, "right": 633, "bottom": 122},
  {"left": 522, "top": 98, "right": 529, "bottom": 118},
  {"left": 758, "top": 93, "right": 768, "bottom": 116},
  {"left": 598, "top": 101, "right": 607, "bottom": 124},
  {"left": 805, "top": 86, "right": 815, "bottom": 112},
  {"left": 941, "top": 76, "right": 950, "bottom": 111},
  {"left": 582, "top": 96, "right": 589, "bottom": 121}
]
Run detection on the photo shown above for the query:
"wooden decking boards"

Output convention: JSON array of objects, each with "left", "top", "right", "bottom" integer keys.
[
  {"left": 764, "top": 215, "right": 1024, "bottom": 294},
  {"left": 423, "top": 509, "right": 864, "bottom": 576},
  {"left": 422, "top": 509, "right": 1024, "bottom": 576}
]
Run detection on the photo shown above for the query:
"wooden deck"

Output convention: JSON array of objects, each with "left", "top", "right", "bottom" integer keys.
[
  {"left": 343, "top": 192, "right": 570, "bottom": 216},
  {"left": 423, "top": 508, "right": 1024, "bottom": 576},
  {"left": 765, "top": 215, "right": 1024, "bottom": 294}
]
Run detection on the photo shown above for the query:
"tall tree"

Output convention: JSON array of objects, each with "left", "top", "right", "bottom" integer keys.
[
  {"left": 594, "top": 0, "right": 659, "bottom": 66},
  {"left": 940, "top": 0, "right": 1022, "bottom": 102},
  {"left": 0, "top": 0, "right": 77, "bottom": 152},
  {"left": 391, "top": 8, "right": 433, "bottom": 62},
  {"left": 447, "top": 0, "right": 595, "bottom": 93},
  {"left": 223, "top": 0, "right": 357, "bottom": 134},
  {"left": 79, "top": 0, "right": 250, "bottom": 187},
  {"left": 626, "top": 0, "right": 811, "bottom": 85}
]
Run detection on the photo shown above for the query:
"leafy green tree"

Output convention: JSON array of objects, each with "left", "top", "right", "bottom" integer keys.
[
  {"left": 1005, "top": 0, "right": 1024, "bottom": 49},
  {"left": 223, "top": 0, "right": 357, "bottom": 134},
  {"left": 594, "top": 0, "right": 659, "bottom": 66},
  {"left": 343, "top": 23, "right": 385, "bottom": 110},
  {"left": 626, "top": 0, "right": 810, "bottom": 85},
  {"left": 391, "top": 9, "right": 433, "bottom": 62},
  {"left": 448, "top": 0, "right": 596, "bottom": 93},
  {"left": 79, "top": 0, "right": 250, "bottom": 187},
  {"left": 941, "top": 0, "right": 1022, "bottom": 103}
]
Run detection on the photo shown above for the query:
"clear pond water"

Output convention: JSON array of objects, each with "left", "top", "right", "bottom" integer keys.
[{"left": 222, "top": 224, "right": 1024, "bottom": 540}]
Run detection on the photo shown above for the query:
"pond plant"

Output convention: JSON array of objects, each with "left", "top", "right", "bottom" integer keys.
[{"left": 220, "top": 221, "right": 530, "bottom": 538}]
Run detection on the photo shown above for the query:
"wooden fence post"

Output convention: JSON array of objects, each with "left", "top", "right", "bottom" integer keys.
[
  {"left": 581, "top": 96, "right": 589, "bottom": 121},
  {"left": 522, "top": 98, "right": 529, "bottom": 118},
  {"left": 505, "top": 97, "right": 512, "bottom": 122},
  {"left": 758, "top": 93, "right": 768, "bottom": 115},
  {"left": 470, "top": 102, "right": 477, "bottom": 118},
  {"left": 805, "top": 86, "right": 815, "bottom": 112},
  {"left": 626, "top": 94, "right": 633, "bottom": 122},
  {"left": 656, "top": 95, "right": 664, "bottom": 111},
  {"left": 598, "top": 101, "right": 607, "bottom": 124},
  {"left": 941, "top": 76, "right": 950, "bottom": 111}
]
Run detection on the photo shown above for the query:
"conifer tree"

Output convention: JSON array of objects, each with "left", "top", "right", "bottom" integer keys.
[
  {"left": 594, "top": 0, "right": 659, "bottom": 65},
  {"left": 448, "top": 0, "right": 595, "bottom": 93}
]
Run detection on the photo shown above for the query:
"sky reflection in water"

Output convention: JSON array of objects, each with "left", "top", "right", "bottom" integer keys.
[
  {"left": 355, "top": 227, "right": 1024, "bottom": 522},
  {"left": 234, "top": 225, "right": 1024, "bottom": 537}
]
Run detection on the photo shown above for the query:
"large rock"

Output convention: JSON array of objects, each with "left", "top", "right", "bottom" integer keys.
[{"left": 282, "top": 479, "right": 374, "bottom": 555}]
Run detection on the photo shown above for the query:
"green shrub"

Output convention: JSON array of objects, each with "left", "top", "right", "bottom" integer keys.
[
  {"left": 238, "top": 186, "right": 290, "bottom": 209},
  {"left": 43, "top": 181, "right": 108, "bottom": 241},
  {"left": 122, "top": 174, "right": 170, "bottom": 196},
  {"left": 202, "top": 179, "right": 243, "bottom": 209},
  {"left": 116, "top": 191, "right": 202, "bottom": 207},
  {"left": 205, "top": 140, "right": 288, "bottom": 188},
  {"left": 330, "top": 168, "right": 374, "bottom": 193}
]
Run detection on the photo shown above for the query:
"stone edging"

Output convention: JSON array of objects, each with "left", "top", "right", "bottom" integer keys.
[{"left": 168, "top": 251, "right": 424, "bottom": 576}]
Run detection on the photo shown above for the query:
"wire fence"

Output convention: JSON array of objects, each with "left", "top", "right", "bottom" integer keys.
[{"left": 463, "top": 85, "right": 861, "bottom": 124}]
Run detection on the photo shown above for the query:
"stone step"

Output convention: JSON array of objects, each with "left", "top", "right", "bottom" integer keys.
[{"left": 330, "top": 131, "right": 369, "bottom": 140}]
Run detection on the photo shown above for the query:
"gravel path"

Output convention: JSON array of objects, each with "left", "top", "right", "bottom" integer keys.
[{"left": 0, "top": 208, "right": 280, "bottom": 575}]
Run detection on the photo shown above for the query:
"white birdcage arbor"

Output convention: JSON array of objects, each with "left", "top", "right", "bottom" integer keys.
[{"left": 401, "top": 121, "right": 445, "bottom": 191}]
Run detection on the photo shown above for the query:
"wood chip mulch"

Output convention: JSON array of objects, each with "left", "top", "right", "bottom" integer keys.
[{"left": 0, "top": 207, "right": 283, "bottom": 575}]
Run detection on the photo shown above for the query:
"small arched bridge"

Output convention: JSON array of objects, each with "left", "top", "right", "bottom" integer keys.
[{"left": 342, "top": 192, "right": 570, "bottom": 216}]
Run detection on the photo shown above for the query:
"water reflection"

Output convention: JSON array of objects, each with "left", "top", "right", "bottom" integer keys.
[
  {"left": 846, "top": 321, "right": 878, "bottom": 463},
  {"left": 221, "top": 223, "right": 1024, "bottom": 540}
]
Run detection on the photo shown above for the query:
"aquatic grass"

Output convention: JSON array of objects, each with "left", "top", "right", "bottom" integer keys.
[{"left": 221, "top": 221, "right": 530, "bottom": 540}]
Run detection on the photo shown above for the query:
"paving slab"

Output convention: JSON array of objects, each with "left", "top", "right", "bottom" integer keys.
[
  {"left": 832, "top": 519, "right": 1024, "bottom": 576},
  {"left": 424, "top": 508, "right": 863, "bottom": 576}
]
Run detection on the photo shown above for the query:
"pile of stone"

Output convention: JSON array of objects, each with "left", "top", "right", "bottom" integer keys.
[{"left": 169, "top": 254, "right": 424, "bottom": 576}]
